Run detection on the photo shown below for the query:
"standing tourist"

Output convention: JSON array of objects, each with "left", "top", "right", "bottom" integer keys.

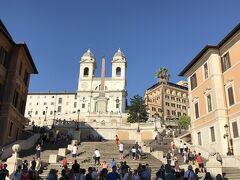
[
  {"left": 94, "top": 148, "right": 101, "bottom": 165},
  {"left": 110, "top": 158, "right": 117, "bottom": 168},
  {"left": 72, "top": 144, "right": 78, "bottom": 160},
  {"left": 107, "top": 165, "right": 121, "bottom": 180},
  {"left": 179, "top": 141, "right": 184, "bottom": 156},
  {"left": 131, "top": 146, "right": 137, "bottom": 160},
  {"left": 166, "top": 150, "right": 172, "bottom": 165},
  {"left": 196, "top": 153, "right": 204, "bottom": 173},
  {"left": 115, "top": 135, "right": 119, "bottom": 147},
  {"left": 0, "top": 164, "right": 9, "bottom": 180},
  {"left": 119, "top": 142, "right": 124, "bottom": 160},
  {"left": 36, "top": 144, "right": 41, "bottom": 159},
  {"left": 170, "top": 141, "right": 176, "bottom": 156}
]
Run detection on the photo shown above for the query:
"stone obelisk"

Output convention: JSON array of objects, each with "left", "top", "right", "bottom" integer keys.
[
  {"left": 96, "top": 57, "right": 108, "bottom": 113},
  {"left": 100, "top": 57, "right": 106, "bottom": 96}
]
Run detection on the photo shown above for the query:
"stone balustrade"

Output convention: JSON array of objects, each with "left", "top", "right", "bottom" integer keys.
[{"left": 2, "top": 133, "right": 40, "bottom": 160}]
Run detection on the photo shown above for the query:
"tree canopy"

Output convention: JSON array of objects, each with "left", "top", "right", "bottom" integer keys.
[
  {"left": 155, "top": 67, "right": 170, "bottom": 84},
  {"left": 177, "top": 115, "right": 191, "bottom": 129},
  {"left": 127, "top": 95, "right": 148, "bottom": 123}
]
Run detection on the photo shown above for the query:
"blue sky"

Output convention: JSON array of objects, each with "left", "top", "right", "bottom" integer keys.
[{"left": 1, "top": 1, "right": 240, "bottom": 100}]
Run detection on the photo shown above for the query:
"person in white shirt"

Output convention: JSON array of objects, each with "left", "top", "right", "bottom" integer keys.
[
  {"left": 72, "top": 144, "right": 78, "bottom": 159},
  {"left": 119, "top": 142, "right": 124, "bottom": 160},
  {"left": 94, "top": 148, "right": 101, "bottom": 165},
  {"left": 131, "top": 146, "right": 136, "bottom": 160}
]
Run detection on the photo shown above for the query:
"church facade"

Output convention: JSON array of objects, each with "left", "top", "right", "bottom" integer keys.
[{"left": 24, "top": 49, "right": 127, "bottom": 126}]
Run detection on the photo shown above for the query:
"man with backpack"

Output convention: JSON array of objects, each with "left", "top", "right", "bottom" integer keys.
[{"left": 166, "top": 150, "right": 172, "bottom": 165}]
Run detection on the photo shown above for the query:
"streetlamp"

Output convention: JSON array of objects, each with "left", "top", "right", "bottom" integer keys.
[
  {"left": 223, "top": 124, "right": 233, "bottom": 155},
  {"left": 44, "top": 106, "right": 48, "bottom": 121},
  {"left": 137, "top": 112, "right": 140, "bottom": 132},
  {"left": 76, "top": 109, "right": 80, "bottom": 130}
]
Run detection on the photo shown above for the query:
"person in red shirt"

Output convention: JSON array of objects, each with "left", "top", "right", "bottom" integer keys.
[
  {"left": 62, "top": 157, "right": 68, "bottom": 167},
  {"left": 196, "top": 153, "right": 204, "bottom": 172}
]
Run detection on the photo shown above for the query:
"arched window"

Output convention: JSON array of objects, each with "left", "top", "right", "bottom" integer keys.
[
  {"left": 83, "top": 67, "right": 89, "bottom": 77},
  {"left": 116, "top": 67, "right": 121, "bottom": 77}
]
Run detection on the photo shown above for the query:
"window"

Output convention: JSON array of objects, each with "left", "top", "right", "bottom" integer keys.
[
  {"left": 172, "top": 110, "right": 176, "bottom": 116},
  {"left": 35, "top": 111, "right": 38, "bottom": 115},
  {"left": 167, "top": 109, "right": 170, "bottom": 116},
  {"left": 19, "top": 62, "right": 23, "bottom": 75},
  {"left": 197, "top": 132, "right": 202, "bottom": 145},
  {"left": 24, "top": 70, "right": 29, "bottom": 86},
  {"left": 165, "top": 95, "right": 169, "bottom": 99},
  {"left": 116, "top": 103, "right": 119, "bottom": 108},
  {"left": 182, "top": 106, "right": 186, "bottom": 110},
  {"left": 158, "top": 108, "right": 161, "bottom": 112},
  {"left": 227, "top": 86, "right": 235, "bottom": 106},
  {"left": 82, "top": 104, "right": 85, "bottom": 108},
  {"left": 43, "top": 111, "right": 45, "bottom": 115},
  {"left": 74, "top": 102, "right": 77, "bottom": 108},
  {"left": 43, "top": 102, "right": 47, "bottom": 105},
  {"left": 171, "top": 103, "right": 175, "bottom": 107},
  {"left": 116, "top": 67, "right": 121, "bottom": 77},
  {"left": 210, "top": 126, "right": 215, "bottom": 142},
  {"left": 152, "top": 107, "right": 156, "bottom": 111},
  {"left": 74, "top": 94, "right": 77, "bottom": 99},
  {"left": 9, "top": 122, "right": 13, "bottom": 137},
  {"left": 83, "top": 67, "right": 89, "bottom": 76},
  {"left": 12, "top": 90, "right": 19, "bottom": 108},
  {"left": 165, "top": 102, "right": 169, "bottom": 106},
  {"left": 203, "top": 63, "right": 208, "bottom": 79},
  {"left": 57, "top": 106, "right": 62, "bottom": 112},
  {"left": 177, "top": 104, "right": 181, "bottom": 108},
  {"left": 52, "top": 96, "right": 55, "bottom": 98},
  {"left": 51, "top": 102, "right": 54, "bottom": 105},
  {"left": 190, "top": 73, "right": 197, "bottom": 90},
  {"left": 194, "top": 102, "right": 199, "bottom": 119},
  {"left": 232, "top": 122, "right": 239, "bottom": 138},
  {"left": 0, "top": 47, "right": 9, "bottom": 69},
  {"left": 58, "top": 98, "right": 62, "bottom": 104},
  {"left": 0, "top": 83, "right": 4, "bottom": 102},
  {"left": 36, "top": 102, "right": 39, "bottom": 105},
  {"left": 221, "top": 53, "right": 231, "bottom": 72},
  {"left": 177, "top": 112, "right": 181, "bottom": 117},
  {"left": 16, "top": 128, "right": 19, "bottom": 140},
  {"left": 171, "top": 97, "right": 175, "bottom": 100},
  {"left": 207, "top": 94, "right": 212, "bottom": 112}
]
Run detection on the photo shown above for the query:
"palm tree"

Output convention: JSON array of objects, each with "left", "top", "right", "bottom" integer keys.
[{"left": 155, "top": 67, "right": 170, "bottom": 84}]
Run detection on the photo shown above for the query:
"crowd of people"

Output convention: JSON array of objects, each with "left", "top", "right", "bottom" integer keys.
[{"left": 0, "top": 131, "right": 226, "bottom": 180}]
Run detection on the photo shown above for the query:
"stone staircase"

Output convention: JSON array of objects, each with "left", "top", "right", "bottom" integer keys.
[
  {"left": 19, "top": 140, "right": 163, "bottom": 179},
  {"left": 222, "top": 167, "right": 240, "bottom": 180}
]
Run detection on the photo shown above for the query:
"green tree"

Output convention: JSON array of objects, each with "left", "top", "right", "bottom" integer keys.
[
  {"left": 155, "top": 67, "right": 170, "bottom": 84},
  {"left": 178, "top": 115, "right": 191, "bottom": 129},
  {"left": 127, "top": 95, "right": 148, "bottom": 123}
]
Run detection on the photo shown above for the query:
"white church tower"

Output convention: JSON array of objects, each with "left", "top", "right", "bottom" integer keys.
[
  {"left": 78, "top": 49, "right": 96, "bottom": 91},
  {"left": 111, "top": 48, "right": 127, "bottom": 112}
]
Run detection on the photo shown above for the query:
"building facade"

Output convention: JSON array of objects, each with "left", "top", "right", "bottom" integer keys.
[
  {"left": 179, "top": 23, "right": 240, "bottom": 155},
  {"left": 25, "top": 49, "right": 127, "bottom": 125},
  {"left": 144, "top": 81, "right": 188, "bottom": 122},
  {"left": 0, "top": 20, "right": 38, "bottom": 145}
]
